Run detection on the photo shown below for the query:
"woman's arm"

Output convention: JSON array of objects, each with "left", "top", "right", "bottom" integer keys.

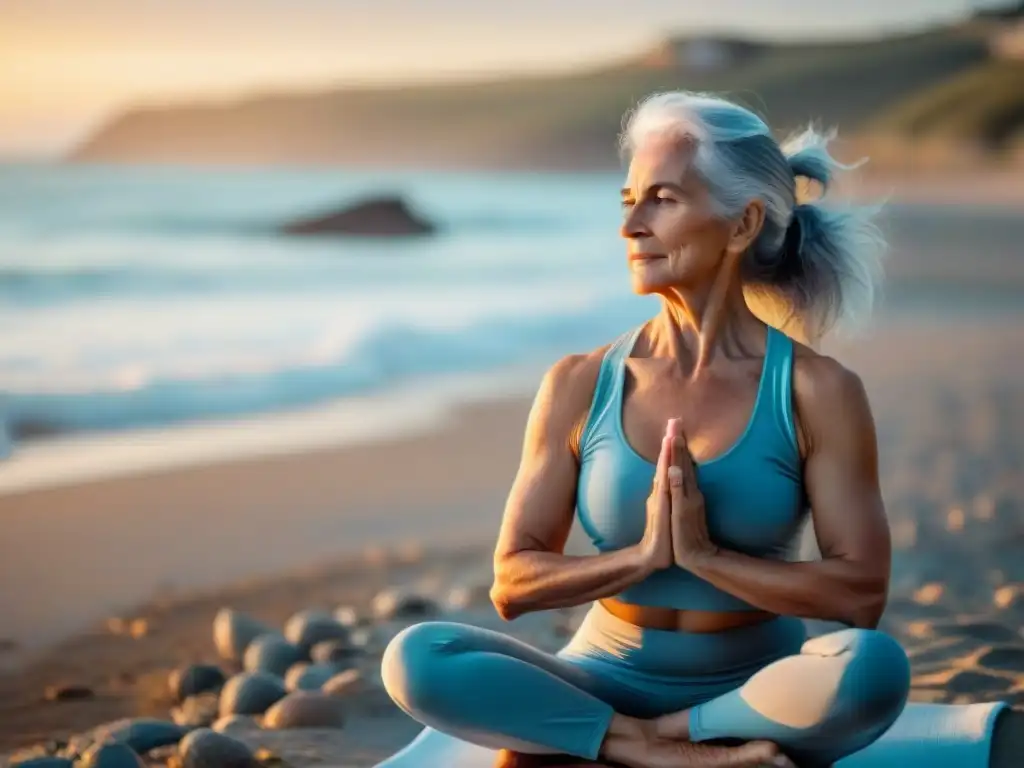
[
  {"left": 490, "top": 352, "right": 664, "bottom": 621},
  {"left": 683, "top": 356, "right": 891, "bottom": 628}
]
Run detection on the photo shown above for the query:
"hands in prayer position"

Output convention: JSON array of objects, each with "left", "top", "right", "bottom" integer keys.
[{"left": 642, "top": 418, "right": 720, "bottom": 574}]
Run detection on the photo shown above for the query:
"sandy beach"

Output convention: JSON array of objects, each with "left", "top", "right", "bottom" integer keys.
[{"left": 1, "top": 310, "right": 1023, "bottom": 764}]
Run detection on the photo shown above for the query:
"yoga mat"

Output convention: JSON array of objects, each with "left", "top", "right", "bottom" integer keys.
[{"left": 374, "top": 702, "right": 1009, "bottom": 767}]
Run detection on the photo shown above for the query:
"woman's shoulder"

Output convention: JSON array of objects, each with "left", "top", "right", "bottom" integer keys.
[
  {"left": 790, "top": 342, "right": 873, "bottom": 456},
  {"left": 539, "top": 342, "right": 614, "bottom": 410},
  {"left": 529, "top": 341, "right": 618, "bottom": 458},
  {"left": 790, "top": 343, "right": 866, "bottom": 405}
]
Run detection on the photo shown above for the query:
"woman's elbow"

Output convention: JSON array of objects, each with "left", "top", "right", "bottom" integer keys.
[
  {"left": 846, "top": 582, "right": 888, "bottom": 629},
  {"left": 489, "top": 573, "right": 532, "bottom": 621},
  {"left": 489, "top": 584, "right": 522, "bottom": 622}
]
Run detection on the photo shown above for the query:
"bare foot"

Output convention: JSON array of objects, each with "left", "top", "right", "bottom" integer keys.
[
  {"left": 651, "top": 707, "right": 694, "bottom": 741},
  {"left": 604, "top": 736, "right": 794, "bottom": 768},
  {"left": 599, "top": 717, "right": 794, "bottom": 768}
]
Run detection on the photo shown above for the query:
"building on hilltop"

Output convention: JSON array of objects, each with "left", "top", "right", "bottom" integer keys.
[{"left": 638, "top": 37, "right": 768, "bottom": 72}]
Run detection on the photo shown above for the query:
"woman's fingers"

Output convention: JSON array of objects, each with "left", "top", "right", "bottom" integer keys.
[
  {"left": 653, "top": 434, "right": 671, "bottom": 494},
  {"left": 666, "top": 418, "right": 696, "bottom": 497}
]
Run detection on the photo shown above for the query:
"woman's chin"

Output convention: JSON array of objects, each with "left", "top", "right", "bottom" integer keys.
[{"left": 630, "top": 275, "right": 671, "bottom": 295}]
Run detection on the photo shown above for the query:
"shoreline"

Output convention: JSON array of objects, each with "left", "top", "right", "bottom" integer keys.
[
  {"left": 3, "top": 305, "right": 1021, "bottom": 499},
  {"left": 0, "top": 365, "right": 545, "bottom": 497}
]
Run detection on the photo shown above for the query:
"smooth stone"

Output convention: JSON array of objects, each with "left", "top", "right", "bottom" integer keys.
[
  {"left": 309, "top": 639, "right": 359, "bottom": 668},
  {"left": 333, "top": 605, "right": 361, "bottom": 627},
  {"left": 44, "top": 684, "right": 94, "bottom": 701},
  {"left": 320, "top": 669, "right": 395, "bottom": 715},
  {"left": 171, "top": 692, "right": 220, "bottom": 727},
  {"left": 262, "top": 690, "right": 346, "bottom": 730},
  {"left": 283, "top": 609, "right": 350, "bottom": 657},
  {"left": 321, "top": 668, "right": 367, "bottom": 698},
  {"left": 213, "top": 609, "right": 275, "bottom": 663},
  {"left": 168, "top": 664, "right": 226, "bottom": 703},
  {"left": 72, "top": 718, "right": 189, "bottom": 755},
  {"left": 279, "top": 195, "right": 436, "bottom": 237},
  {"left": 371, "top": 586, "right": 440, "bottom": 622},
  {"left": 284, "top": 662, "right": 338, "bottom": 692},
  {"left": 80, "top": 744, "right": 145, "bottom": 768},
  {"left": 10, "top": 760, "right": 74, "bottom": 768},
  {"left": 178, "top": 728, "right": 259, "bottom": 768},
  {"left": 210, "top": 715, "right": 261, "bottom": 735},
  {"left": 242, "top": 634, "right": 303, "bottom": 677},
  {"left": 218, "top": 672, "right": 287, "bottom": 717},
  {"left": 444, "top": 583, "right": 493, "bottom": 612}
]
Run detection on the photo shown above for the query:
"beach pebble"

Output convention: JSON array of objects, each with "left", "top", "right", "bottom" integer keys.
[
  {"left": 210, "top": 715, "right": 261, "bottom": 735},
  {"left": 321, "top": 668, "right": 367, "bottom": 698},
  {"left": 177, "top": 728, "right": 259, "bottom": 768},
  {"left": 283, "top": 609, "right": 350, "bottom": 656},
  {"left": 309, "top": 639, "right": 359, "bottom": 668},
  {"left": 218, "top": 672, "right": 287, "bottom": 717},
  {"left": 262, "top": 690, "right": 346, "bottom": 730},
  {"left": 213, "top": 608, "right": 275, "bottom": 663},
  {"left": 347, "top": 626, "right": 377, "bottom": 653},
  {"left": 168, "top": 663, "right": 226, "bottom": 703},
  {"left": 79, "top": 743, "right": 145, "bottom": 768},
  {"left": 171, "top": 692, "right": 220, "bottom": 727},
  {"left": 43, "top": 684, "right": 94, "bottom": 702},
  {"left": 284, "top": 662, "right": 339, "bottom": 691},
  {"left": 444, "top": 582, "right": 493, "bottom": 612},
  {"left": 91, "top": 718, "right": 191, "bottom": 753},
  {"left": 371, "top": 586, "right": 440, "bottom": 621},
  {"left": 243, "top": 634, "right": 303, "bottom": 678},
  {"left": 333, "top": 605, "right": 362, "bottom": 627}
]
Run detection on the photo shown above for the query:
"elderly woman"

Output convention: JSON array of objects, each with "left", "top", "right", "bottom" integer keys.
[{"left": 374, "top": 91, "right": 1003, "bottom": 768}]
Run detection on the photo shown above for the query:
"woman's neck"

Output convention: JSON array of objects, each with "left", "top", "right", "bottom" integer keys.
[{"left": 647, "top": 271, "right": 766, "bottom": 379}]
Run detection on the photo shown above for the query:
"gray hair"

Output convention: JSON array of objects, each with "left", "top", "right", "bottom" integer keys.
[{"left": 619, "top": 91, "right": 887, "bottom": 343}]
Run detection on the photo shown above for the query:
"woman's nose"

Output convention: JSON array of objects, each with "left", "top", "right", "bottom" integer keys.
[{"left": 620, "top": 206, "right": 647, "bottom": 240}]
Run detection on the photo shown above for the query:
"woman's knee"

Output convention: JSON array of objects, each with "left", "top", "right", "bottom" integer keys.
[
  {"left": 808, "top": 628, "right": 911, "bottom": 725},
  {"left": 381, "top": 621, "right": 477, "bottom": 715}
]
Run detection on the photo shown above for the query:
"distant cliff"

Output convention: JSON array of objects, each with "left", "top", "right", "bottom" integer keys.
[{"left": 68, "top": 24, "right": 1024, "bottom": 170}]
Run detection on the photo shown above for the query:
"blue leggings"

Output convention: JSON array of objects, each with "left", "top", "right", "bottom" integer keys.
[{"left": 381, "top": 604, "right": 912, "bottom": 766}]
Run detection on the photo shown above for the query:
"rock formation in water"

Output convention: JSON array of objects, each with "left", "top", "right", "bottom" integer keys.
[{"left": 280, "top": 196, "right": 436, "bottom": 237}]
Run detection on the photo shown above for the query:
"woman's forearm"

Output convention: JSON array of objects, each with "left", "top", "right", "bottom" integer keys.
[
  {"left": 491, "top": 545, "right": 652, "bottom": 620},
  {"left": 689, "top": 549, "right": 888, "bottom": 628}
]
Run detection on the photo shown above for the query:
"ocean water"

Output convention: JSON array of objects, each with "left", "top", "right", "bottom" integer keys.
[
  {"left": 1, "top": 163, "right": 1021, "bottom": 456},
  {"left": 0, "top": 163, "right": 659, "bottom": 448}
]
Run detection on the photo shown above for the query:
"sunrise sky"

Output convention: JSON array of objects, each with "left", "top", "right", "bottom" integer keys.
[{"left": 0, "top": 0, "right": 1011, "bottom": 158}]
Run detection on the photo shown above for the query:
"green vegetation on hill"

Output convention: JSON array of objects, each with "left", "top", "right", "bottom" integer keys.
[
  {"left": 69, "top": 24, "right": 1018, "bottom": 169},
  {"left": 866, "top": 58, "right": 1024, "bottom": 150}
]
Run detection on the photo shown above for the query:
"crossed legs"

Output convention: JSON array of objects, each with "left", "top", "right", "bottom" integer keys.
[{"left": 381, "top": 619, "right": 911, "bottom": 767}]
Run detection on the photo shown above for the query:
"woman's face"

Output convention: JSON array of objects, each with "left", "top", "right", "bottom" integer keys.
[{"left": 619, "top": 136, "right": 736, "bottom": 296}]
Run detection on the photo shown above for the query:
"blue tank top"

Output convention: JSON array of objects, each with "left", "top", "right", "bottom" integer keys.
[{"left": 575, "top": 325, "right": 808, "bottom": 611}]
